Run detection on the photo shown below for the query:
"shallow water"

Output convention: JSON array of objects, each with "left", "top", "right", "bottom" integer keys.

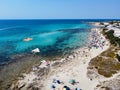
[{"left": 0, "top": 20, "right": 91, "bottom": 64}]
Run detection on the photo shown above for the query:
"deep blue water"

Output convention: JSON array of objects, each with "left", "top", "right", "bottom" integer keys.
[{"left": 0, "top": 19, "right": 119, "bottom": 65}]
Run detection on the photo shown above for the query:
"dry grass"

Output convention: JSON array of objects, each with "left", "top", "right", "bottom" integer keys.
[{"left": 89, "top": 47, "right": 120, "bottom": 77}]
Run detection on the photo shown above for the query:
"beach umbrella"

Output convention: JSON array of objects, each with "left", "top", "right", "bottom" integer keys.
[
  {"left": 62, "top": 86, "right": 70, "bottom": 90},
  {"left": 69, "top": 79, "right": 75, "bottom": 84},
  {"left": 50, "top": 84, "right": 55, "bottom": 89}
]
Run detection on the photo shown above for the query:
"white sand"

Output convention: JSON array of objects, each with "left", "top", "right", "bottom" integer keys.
[{"left": 16, "top": 28, "right": 110, "bottom": 90}]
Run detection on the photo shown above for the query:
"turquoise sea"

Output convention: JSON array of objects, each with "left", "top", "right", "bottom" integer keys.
[{"left": 0, "top": 20, "right": 92, "bottom": 65}]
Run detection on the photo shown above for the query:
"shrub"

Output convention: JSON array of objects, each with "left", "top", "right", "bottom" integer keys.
[{"left": 116, "top": 54, "right": 120, "bottom": 62}]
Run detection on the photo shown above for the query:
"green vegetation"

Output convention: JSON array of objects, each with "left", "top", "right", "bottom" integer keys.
[
  {"left": 102, "top": 28, "right": 108, "bottom": 32},
  {"left": 107, "top": 52, "right": 116, "bottom": 58},
  {"left": 109, "top": 21, "right": 114, "bottom": 25},
  {"left": 100, "top": 22, "right": 104, "bottom": 25},
  {"left": 104, "top": 30, "right": 120, "bottom": 46},
  {"left": 116, "top": 54, "right": 120, "bottom": 62}
]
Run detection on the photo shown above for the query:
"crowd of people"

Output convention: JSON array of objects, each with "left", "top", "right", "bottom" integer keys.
[{"left": 88, "top": 29, "right": 106, "bottom": 50}]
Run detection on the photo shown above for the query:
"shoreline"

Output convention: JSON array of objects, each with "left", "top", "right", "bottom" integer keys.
[{"left": 13, "top": 23, "right": 110, "bottom": 90}]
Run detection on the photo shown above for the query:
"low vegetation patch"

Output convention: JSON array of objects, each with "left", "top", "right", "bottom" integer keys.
[
  {"left": 116, "top": 54, "right": 120, "bottom": 62},
  {"left": 89, "top": 55, "right": 120, "bottom": 77},
  {"left": 103, "top": 29, "right": 120, "bottom": 47}
]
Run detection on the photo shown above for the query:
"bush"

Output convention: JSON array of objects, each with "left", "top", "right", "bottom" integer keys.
[
  {"left": 104, "top": 30, "right": 120, "bottom": 46},
  {"left": 116, "top": 54, "right": 120, "bottom": 62}
]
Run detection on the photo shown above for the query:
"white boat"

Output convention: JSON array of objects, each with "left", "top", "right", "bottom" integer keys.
[{"left": 32, "top": 48, "right": 40, "bottom": 53}]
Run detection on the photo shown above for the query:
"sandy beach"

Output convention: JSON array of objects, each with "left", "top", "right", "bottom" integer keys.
[
  {"left": 13, "top": 23, "right": 112, "bottom": 90},
  {"left": 0, "top": 0, "right": 120, "bottom": 89}
]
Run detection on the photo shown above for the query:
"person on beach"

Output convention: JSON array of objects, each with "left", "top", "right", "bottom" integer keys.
[
  {"left": 52, "top": 79, "right": 61, "bottom": 84},
  {"left": 56, "top": 80, "right": 61, "bottom": 84}
]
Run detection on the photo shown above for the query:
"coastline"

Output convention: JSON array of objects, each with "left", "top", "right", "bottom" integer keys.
[{"left": 13, "top": 23, "right": 110, "bottom": 90}]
